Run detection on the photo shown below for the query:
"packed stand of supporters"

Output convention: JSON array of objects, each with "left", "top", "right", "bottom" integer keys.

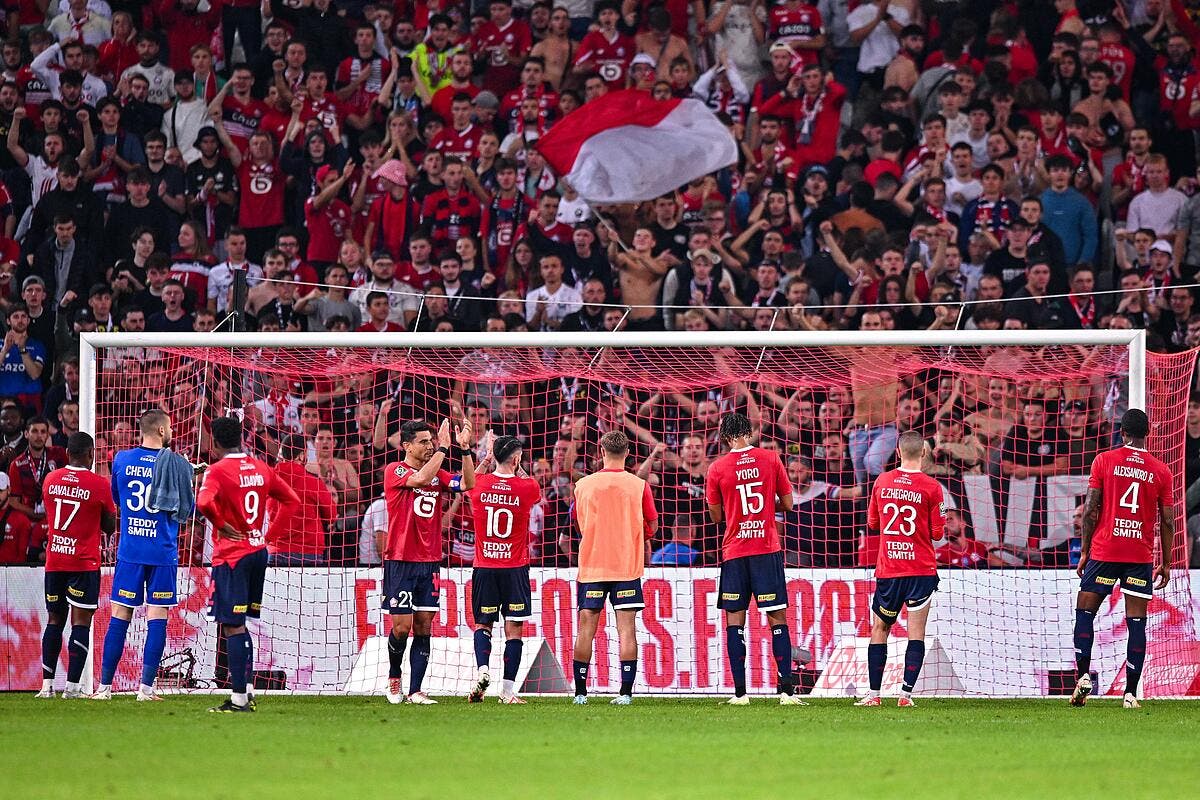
[{"left": 0, "top": 0, "right": 1199, "bottom": 569}]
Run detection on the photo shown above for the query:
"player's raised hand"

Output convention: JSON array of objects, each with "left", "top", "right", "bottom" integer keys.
[
  {"left": 437, "top": 417, "right": 451, "bottom": 447},
  {"left": 455, "top": 418, "right": 473, "bottom": 449},
  {"left": 1154, "top": 562, "right": 1170, "bottom": 590}
]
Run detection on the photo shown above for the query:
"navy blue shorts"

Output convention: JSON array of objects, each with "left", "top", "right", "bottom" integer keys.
[
  {"left": 872, "top": 575, "right": 939, "bottom": 623},
  {"left": 381, "top": 560, "right": 440, "bottom": 615},
  {"left": 1080, "top": 560, "right": 1153, "bottom": 599},
  {"left": 210, "top": 548, "right": 268, "bottom": 626},
  {"left": 45, "top": 570, "right": 100, "bottom": 615},
  {"left": 471, "top": 566, "right": 532, "bottom": 625},
  {"left": 577, "top": 579, "right": 644, "bottom": 611},
  {"left": 111, "top": 560, "right": 178, "bottom": 607},
  {"left": 718, "top": 552, "right": 788, "bottom": 613}
]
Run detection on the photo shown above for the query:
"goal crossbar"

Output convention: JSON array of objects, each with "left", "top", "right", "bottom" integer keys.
[{"left": 77, "top": 329, "right": 1148, "bottom": 437}]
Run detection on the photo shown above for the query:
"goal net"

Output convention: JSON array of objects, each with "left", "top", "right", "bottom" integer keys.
[{"left": 37, "top": 330, "right": 1197, "bottom": 697}]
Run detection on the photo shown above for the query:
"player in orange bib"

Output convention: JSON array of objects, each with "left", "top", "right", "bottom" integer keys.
[
  {"left": 570, "top": 431, "right": 658, "bottom": 705},
  {"left": 1072, "top": 409, "right": 1175, "bottom": 709},
  {"left": 856, "top": 430, "right": 946, "bottom": 708}
]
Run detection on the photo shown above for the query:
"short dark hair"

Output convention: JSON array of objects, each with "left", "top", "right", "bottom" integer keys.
[
  {"left": 1121, "top": 409, "right": 1150, "bottom": 439},
  {"left": 66, "top": 431, "right": 94, "bottom": 460},
  {"left": 599, "top": 430, "right": 629, "bottom": 456},
  {"left": 400, "top": 419, "right": 433, "bottom": 444},
  {"left": 210, "top": 416, "right": 243, "bottom": 449},
  {"left": 719, "top": 412, "right": 752, "bottom": 441},
  {"left": 140, "top": 408, "right": 169, "bottom": 435}
]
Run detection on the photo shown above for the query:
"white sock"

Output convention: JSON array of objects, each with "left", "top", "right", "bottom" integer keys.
[
  {"left": 42, "top": 678, "right": 53, "bottom": 691},
  {"left": 502, "top": 679, "right": 515, "bottom": 696},
  {"left": 65, "top": 681, "right": 78, "bottom": 693},
  {"left": 140, "top": 683, "right": 155, "bottom": 695},
  {"left": 479, "top": 666, "right": 490, "bottom": 679},
  {"left": 901, "top": 689, "right": 912, "bottom": 698},
  {"left": 866, "top": 689, "right": 879, "bottom": 699},
  {"left": 98, "top": 683, "right": 110, "bottom": 691},
  {"left": 232, "top": 692, "right": 248, "bottom": 706}
]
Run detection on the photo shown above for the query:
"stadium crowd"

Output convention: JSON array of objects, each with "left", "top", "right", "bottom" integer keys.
[{"left": 0, "top": 0, "right": 1198, "bottom": 570}]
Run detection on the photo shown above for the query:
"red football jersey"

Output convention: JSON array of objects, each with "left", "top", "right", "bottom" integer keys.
[
  {"left": 867, "top": 468, "right": 945, "bottom": 579},
  {"left": 574, "top": 30, "right": 634, "bottom": 89},
  {"left": 770, "top": 4, "right": 823, "bottom": 68},
  {"left": 705, "top": 446, "right": 790, "bottom": 560},
  {"left": 237, "top": 159, "right": 285, "bottom": 228},
  {"left": 471, "top": 19, "right": 532, "bottom": 92},
  {"left": 221, "top": 95, "right": 268, "bottom": 153},
  {"left": 1086, "top": 445, "right": 1174, "bottom": 564},
  {"left": 304, "top": 197, "right": 352, "bottom": 263},
  {"left": 1098, "top": 42, "right": 1134, "bottom": 100},
  {"left": 468, "top": 471, "right": 542, "bottom": 568},
  {"left": 43, "top": 466, "right": 115, "bottom": 572},
  {"left": 197, "top": 454, "right": 298, "bottom": 567},
  {"left": 384, "top": 461, "right": 456, "bottom": 563},
  {"left": 431, "top": 123, "right": 482, "bottom": 161}
]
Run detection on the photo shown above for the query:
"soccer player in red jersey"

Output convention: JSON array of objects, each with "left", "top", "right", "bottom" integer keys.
[
  {"left": 197, "top": 417, "right": 299, "bottom": 713},
  {"left": 705, "top": 412, "right": 802, "bottom": 705},
  {"left": 38, "top": 433, "right": 116, "bottom": 699},
  {"left": 1072, "top": 409, "right": 1175, "bottom": 709},
  {"left": 856, "top": 430, "right": 945, "bottom": 708},
  {"left": 382, "top": 418, "right": 475, "bottom": 705},
  {"left": 466, "top": 435, "right": 541, "bottom": 703}
]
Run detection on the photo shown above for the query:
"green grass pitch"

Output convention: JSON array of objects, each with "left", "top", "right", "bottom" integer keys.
[{"left": 4, "top": 694, "right": 1198, "bottom": 799}]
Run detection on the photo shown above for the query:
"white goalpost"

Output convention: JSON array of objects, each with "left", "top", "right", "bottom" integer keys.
[{"left": 71, "top": 328, "right": 1193, "bottom": 699}]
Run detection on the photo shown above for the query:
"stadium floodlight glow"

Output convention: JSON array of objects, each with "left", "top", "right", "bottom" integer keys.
[{"left": 69, "top": 328, "right": 1197, "bottom": 699}]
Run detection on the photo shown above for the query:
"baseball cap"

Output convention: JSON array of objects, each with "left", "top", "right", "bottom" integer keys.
[
  {"left": 769, "top": 41, "right": 793, "bottom": 55},
  {"left": 631, "top": 53, "right": 657, "bottom": 70},
  {"left": 371, "top": 249, "right": 395, "bottom": 263},
  {"left": 689, "top": 248, "right": 718, "bottom": 262},
  {"left": 88, "top": 282, "right": 111, "bottom": 298},
  {"left": 804, "top": 164, "right": 829, "bottom": 178},
  {"left": 1150, "top": 239, "right": 1173, "bottom": 256},
  {"left": 315, "top": 164, "right": 336, "bottom": 184},
  {"left": 473, "top": 90, "right": 500, "bottom": 110},
  {"left": 195, "top": 125, "right": 219, "bottom": 142},
  {"left": 21, "top": 275, "right": 45, "bottom": 291}
]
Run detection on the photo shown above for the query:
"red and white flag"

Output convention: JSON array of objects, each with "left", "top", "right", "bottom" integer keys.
[{"left": 536, "top": 90, "right": 737, "bottom": 204}]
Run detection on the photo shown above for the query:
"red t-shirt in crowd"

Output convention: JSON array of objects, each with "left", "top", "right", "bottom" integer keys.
[
  {"left": 42, "top": 466, "right": 115, "bottom": 573},
  {"left": 237, "top": 158, "right": 285, "bottom": 229},
  {"left": 430, "top": 123, "right": 482, "bottom": 161},
  {"left": 770, "top": 3, "right": 823, "bottom": 69},
  {"left": 1086, "top": 445, "right": 1174, "bottom": 564},
  {"left": 0, "top": 504, "right": 32, "bottom": 563},
  {"left": 705, "top": 446, "right": 790, "bottom": 561},
  {"left": 383, "top": 461, "right": 456, "bottom": 563},
  {"left": 574, "top": 30, "right": 634, "bottom": 90},
  {"left": 221, "top": 95, "right": 268, "bottom": 153},
  {"left": 268, "top": 460, "right": 335, "bottom": 556},
  {"left": 867, "top": 468, "right": 944, "bottom": 579},
  {"left": 468, "top": 471, "right": 541, "bottom": 568},
  {"left": 197, "top": 453, "right": 298, "bottom": 567},
  {"left": 304, "top": 197, "right": 353, "bottom": 263}
]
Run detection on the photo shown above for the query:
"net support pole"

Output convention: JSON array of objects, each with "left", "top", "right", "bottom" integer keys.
[
  {"left": 230, "top": 268, "right": 249, "bottom": 332},
  {"left": 78, "top": 336, "right": 97, "bottom": 437},
  {"left": 1128, "top": 328, "right": 1146, "bottom": 412}
]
